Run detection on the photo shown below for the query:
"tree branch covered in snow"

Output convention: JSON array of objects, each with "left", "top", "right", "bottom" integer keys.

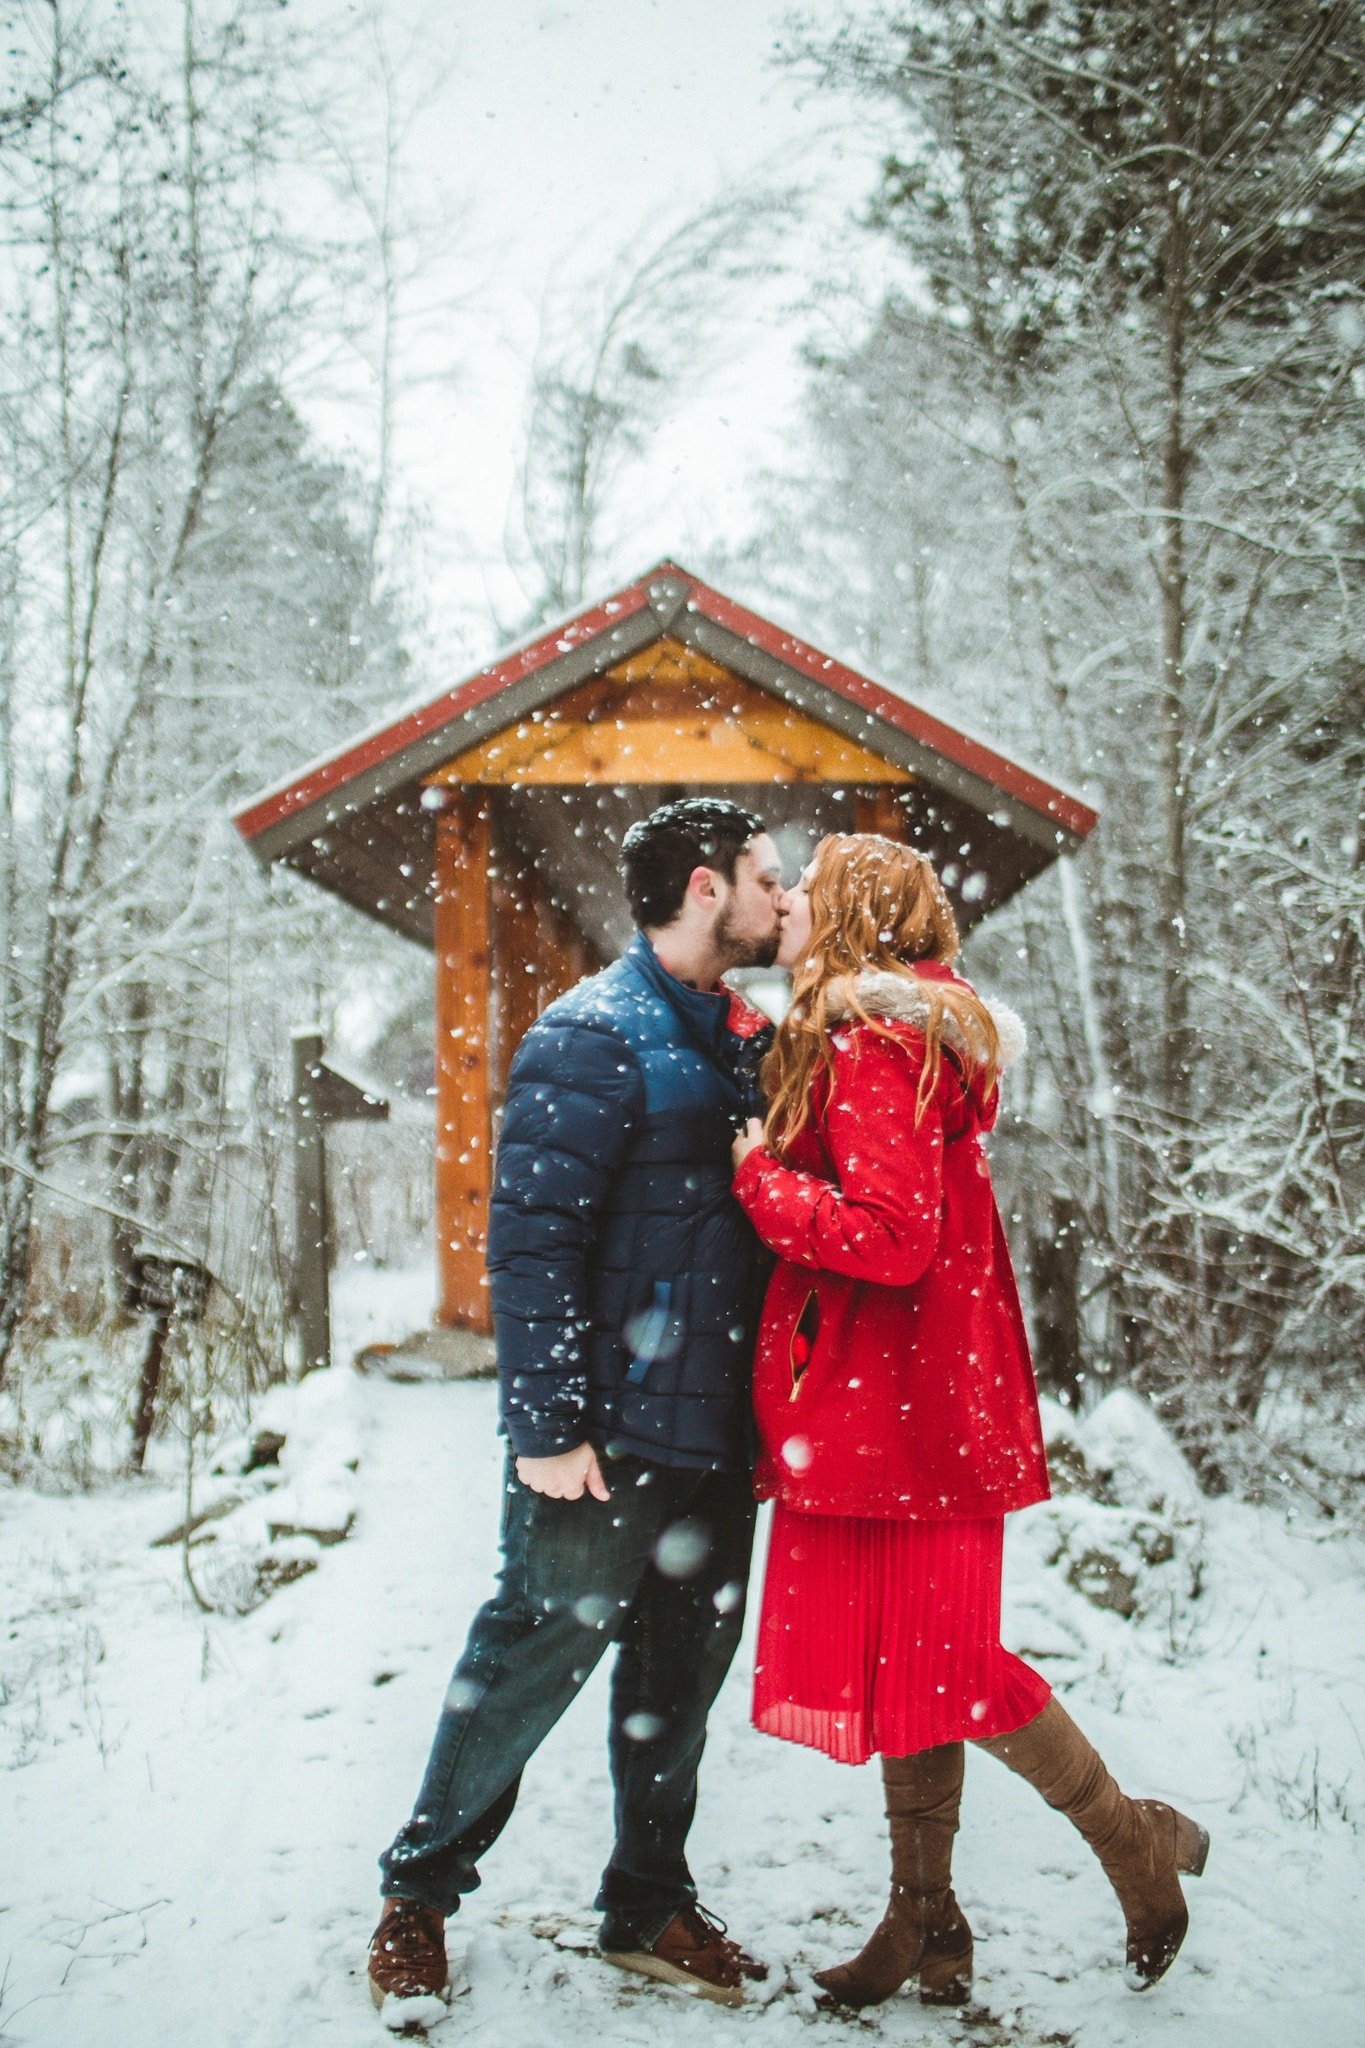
[{"left": 750, "top": 0, "right": 1365, "bottom": 1497}]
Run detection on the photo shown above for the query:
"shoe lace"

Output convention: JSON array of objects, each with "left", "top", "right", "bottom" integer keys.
[
  {"left": 682, "top": 1902, "right": 734, "bottom": 1950},
  {"left": 381, "top": 1904, "right": 443, "bottom": 1963}
]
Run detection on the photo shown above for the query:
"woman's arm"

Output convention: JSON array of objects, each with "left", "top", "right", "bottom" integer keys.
[{"left": 732, "top": 1029, "right": 944, "bottom": 1286}]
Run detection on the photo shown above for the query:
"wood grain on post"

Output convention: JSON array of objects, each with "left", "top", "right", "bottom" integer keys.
[
  {"left": 490, "top": 838, "right": 543, "bottom": 1112},
  {"left": 434, "top": 797, "right": 493, "bottom": 1331},
  {"left": 537, "top": 892, "right": 599, "bottom": 1010},
  {"left": 291, "top": 1029, "right": 332, "bottom": 1373}
]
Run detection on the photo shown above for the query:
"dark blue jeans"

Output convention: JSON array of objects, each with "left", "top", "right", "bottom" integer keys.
[{"left": 379, "top": 1453, "right": 756, "bottom": 1947}]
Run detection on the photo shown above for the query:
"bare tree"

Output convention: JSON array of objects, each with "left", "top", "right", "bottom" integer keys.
[
  {"left": 0, "top": 0, "right": 431, "bottom": 1384},
  {"left": 506, "top": 190, "right": 796, "bottom": 626}
]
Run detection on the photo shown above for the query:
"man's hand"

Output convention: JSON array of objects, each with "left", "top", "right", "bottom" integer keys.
[
  {"left": 731, "top": 1116, "right": 767, "bottom": 1172},
  {"left": 515, "top": 1443, "right": 611, "bottom": 1502}
]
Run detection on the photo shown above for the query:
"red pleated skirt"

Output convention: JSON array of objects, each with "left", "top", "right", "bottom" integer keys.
[{"left": 753, "top": 1507, "right": 1051, "bottom": 1766}]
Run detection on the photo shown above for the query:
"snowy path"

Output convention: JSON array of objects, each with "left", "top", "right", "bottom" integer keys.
[{"left": 4, "top": 1371, "right": 1363, "bottom": 2048}]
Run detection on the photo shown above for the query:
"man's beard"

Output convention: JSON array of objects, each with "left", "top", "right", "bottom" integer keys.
[{"left": 715, "top": 901, "right": 780, "bottom": 971}]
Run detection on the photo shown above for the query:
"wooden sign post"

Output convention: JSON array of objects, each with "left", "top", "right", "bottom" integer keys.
[
  {"left": 125, "top": 1252, "right": 213, "bottom": 1472},
  {"left": 291, "top": 1030, "right": 389, "bottom": 1375}
]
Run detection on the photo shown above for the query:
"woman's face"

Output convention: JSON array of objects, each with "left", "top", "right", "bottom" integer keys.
[{"left": 776, "top": 864, "right": 815, "bottom": 971}]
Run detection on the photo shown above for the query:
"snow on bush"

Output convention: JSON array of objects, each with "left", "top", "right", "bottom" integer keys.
[
  {"left": 0, "top": 1331, "right": 154, "bottom": 1491},
  {"left": 1021, "top": 1392, "right": 1206, "bottom": 1635}
]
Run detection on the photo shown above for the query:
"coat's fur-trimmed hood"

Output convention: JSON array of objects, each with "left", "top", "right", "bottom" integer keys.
[{"left": 825, "top": 968, "right": 1027, "bottom": 1072}]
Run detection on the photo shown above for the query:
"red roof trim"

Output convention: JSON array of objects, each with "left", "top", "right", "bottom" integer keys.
[
  {"left": 233, "top": 577, "right": 656, "bottom": 843},
  {"left": 681, "top": 572, "right": 1098, "bottom": 840},
  {"left": 234, "top": 557, "right": 1096, "bottom": 848}
]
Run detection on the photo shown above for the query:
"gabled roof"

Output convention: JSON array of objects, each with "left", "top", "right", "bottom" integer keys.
[{"left": 232, "top": 560, "right": 1097, "bottom": 946}]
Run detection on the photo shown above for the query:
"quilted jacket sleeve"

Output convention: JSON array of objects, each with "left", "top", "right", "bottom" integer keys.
[
  {"left": 486, "top": 1014, "right": 645, "bottom": 1457},
  {"left": 732, "top": 1027, "right": 944, "bottom": 1287}
]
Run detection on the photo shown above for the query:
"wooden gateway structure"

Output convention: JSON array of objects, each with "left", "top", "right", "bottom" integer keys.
[{"left": 233, "top": 561, "right": 1097, "bottom": 1336}]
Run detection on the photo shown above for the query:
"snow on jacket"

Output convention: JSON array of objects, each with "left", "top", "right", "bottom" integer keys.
[
  {"left": 487, "top": 931, "right": 773, "bottom": 1471},
  {"left": 732, "top": 961, "right": 1050, "bottom": 1519}
]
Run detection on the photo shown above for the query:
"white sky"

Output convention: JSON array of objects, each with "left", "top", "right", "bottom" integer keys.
[{"left": 284, "top": 0, "right": 893, "bottom": 659}]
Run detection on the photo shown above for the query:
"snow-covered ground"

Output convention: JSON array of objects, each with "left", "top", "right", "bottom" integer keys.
[{"left": 4, "top": 1325, "right": 1363, "bottom": 2047}]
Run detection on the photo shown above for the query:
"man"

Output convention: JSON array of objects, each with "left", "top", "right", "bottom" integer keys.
[{"left": 369, "top": 798, "right": 788, "bottom": 2024}]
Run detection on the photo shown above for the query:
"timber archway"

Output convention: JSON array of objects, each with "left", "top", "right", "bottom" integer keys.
[{"left": 234, "top": 561, "right": 1097, "bottom": 1334}]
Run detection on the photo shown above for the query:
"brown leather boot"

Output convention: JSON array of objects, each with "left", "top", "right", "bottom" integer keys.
[
  {"left": 600, "top": 1902, "right": 766, "bottom": 2007},
  {"left": 814, "top": 1743, "right": 973, "bottom": 2010},
  {"left": 367, "top": 1896, "right": 449, "bottom": 2013},
  {"left": 976, "top": 1699, "right": 1209, "bottom": 1988}
]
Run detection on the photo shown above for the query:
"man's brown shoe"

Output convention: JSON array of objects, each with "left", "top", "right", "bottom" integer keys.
[
  {"left": 600, "top": 1902, "right": 767, "bottom": 2006},
  {"left": 368, "top": 1897, "right": 450, "bottom": 2016}
]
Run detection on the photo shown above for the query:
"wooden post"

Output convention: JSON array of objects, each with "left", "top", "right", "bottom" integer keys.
[
  {"left": 124, "top": 1254, "right": 212, "bottom": 1471},
  {"left": 490, "top": 841, "right": 543, "bottom": 1113},
  {"left": 291, "top": 1028, "right": 332, "bottom": 1373},
  {"left": 130, "top": 1316, "right": 172, "bottom": 1473},
  {"left": 536, "top": 895, "right": 598, "bottom": 1010},
  {"left": 289, "top": 1033, "right": 390, "bottom": 1371},
  {"left": 434, "top": 795, "right": 493, "bottom": 1331}
]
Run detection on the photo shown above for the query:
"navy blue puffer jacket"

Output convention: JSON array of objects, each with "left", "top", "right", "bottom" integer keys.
[{"left": 487, "top": 932, "right": 772, "bottom": 1471}]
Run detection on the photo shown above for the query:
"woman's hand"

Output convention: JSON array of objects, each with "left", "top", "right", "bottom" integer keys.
[{"left": 732, "top": 1116, "right": 767, "bottom": 1172}]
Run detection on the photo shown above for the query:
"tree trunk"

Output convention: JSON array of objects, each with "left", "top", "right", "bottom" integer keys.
[
  {"left": 1027, "top": 1193, "right": 1087, "bottom": 1409},
  {"left": 1157, "top": 2, "right": 1193, "bottom": 1126}
]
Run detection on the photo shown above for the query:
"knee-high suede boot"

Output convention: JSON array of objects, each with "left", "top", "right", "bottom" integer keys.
[
  {"left": 814, "top": 1743, "right": 973, "bottom": 2010},
  {"left": 976, "top": 1698, "right": 1209, "bottom": 1988}
]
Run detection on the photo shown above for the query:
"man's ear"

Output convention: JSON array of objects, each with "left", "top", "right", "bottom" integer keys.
[{"left": 688, "top": 863, "right": 722, "bottom": 906}]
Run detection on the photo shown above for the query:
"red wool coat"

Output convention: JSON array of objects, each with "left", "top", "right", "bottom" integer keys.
[{"left": 732, "top": 965, "right": 1050, "bottom": 1520}]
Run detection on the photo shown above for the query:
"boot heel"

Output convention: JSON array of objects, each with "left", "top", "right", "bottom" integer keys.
[
  {"left": 1174, "top": 1813, "right": 1209, "bottom": 1878},
  {"left": 919, "top": 1935, "right": 973, "bottom": 2006}
]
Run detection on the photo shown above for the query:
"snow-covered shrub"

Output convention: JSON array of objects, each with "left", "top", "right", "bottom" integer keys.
[
  {"left": 193, "top": 1528, "right": 323, "bottom": 1614},
  {"left": 1030, "top": 1496, "right": 1203, "bottom": 1623},
  {"left": 0, "top": 1334, "right": 147, "bottom": 1491}
]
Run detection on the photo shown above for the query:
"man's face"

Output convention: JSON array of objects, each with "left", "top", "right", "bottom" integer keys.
[{"left": 712, "top": 832, "right": 788, "bottom": 970}]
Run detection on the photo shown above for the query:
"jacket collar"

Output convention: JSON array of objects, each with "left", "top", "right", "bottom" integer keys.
[
  {"left": 624, "top": 931, "right": 735, "bottom": 1055},
  {"left": 825, "top": 965, "right": 1027, "bottom": 1072}
]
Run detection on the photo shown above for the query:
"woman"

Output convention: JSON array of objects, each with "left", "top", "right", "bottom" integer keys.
[{"left": 731, "top": 834, "right": 1207, "bottom": 2009}]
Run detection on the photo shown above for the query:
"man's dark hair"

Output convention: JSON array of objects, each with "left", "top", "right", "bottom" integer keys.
[{"left": 619, "top": 798, "right": 766, "bottom": 929}]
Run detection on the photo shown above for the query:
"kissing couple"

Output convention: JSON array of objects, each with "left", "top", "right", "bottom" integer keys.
[{"left": 367, "top": 797, "right": 1207, "bottom": 2028}]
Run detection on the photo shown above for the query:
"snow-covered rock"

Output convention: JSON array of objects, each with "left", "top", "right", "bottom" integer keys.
[
  {"left": 1036, "top": 1391, "right": 1205, "bottom": 1625},
  {"left": 1042, "top": 1387, "right": 1202, "bottom": 1515},
  {"left": 1027, "top": 1494, "right": 1204, "bottom": 1623},
  {"left": 266, "top": 1463, "right": 358, "bottom": 1546},
  {"left": 172, "top": 1367, "right": 363, "bottom": 1610},
  {"left": 255, "top": 1362, "right": 362, "bottom": 1477}
]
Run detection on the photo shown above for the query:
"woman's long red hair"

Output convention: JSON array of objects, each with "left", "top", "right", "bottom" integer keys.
[{"left": 762, "top": 835, "right": 1001, "bottom": 1151}]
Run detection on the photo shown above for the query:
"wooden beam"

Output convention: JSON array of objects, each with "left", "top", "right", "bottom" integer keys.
[
  {"left": 605, "top": 635, "right": 736, "bottom": 688},
  {"left": 289, "top": 1030, "right": 334, "bottom": 1374},
  {"left": 431, "top": 712, "right": 913, "bottom": 788},
  {"left": 433, "top": 797, "right": 493, "bottom": 1332},
  {"left": 425, "top": 644, "right": 916, "bottom": 790},
  {"left": 854, "top": 788, "right": 911, "bottom": 838}
]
